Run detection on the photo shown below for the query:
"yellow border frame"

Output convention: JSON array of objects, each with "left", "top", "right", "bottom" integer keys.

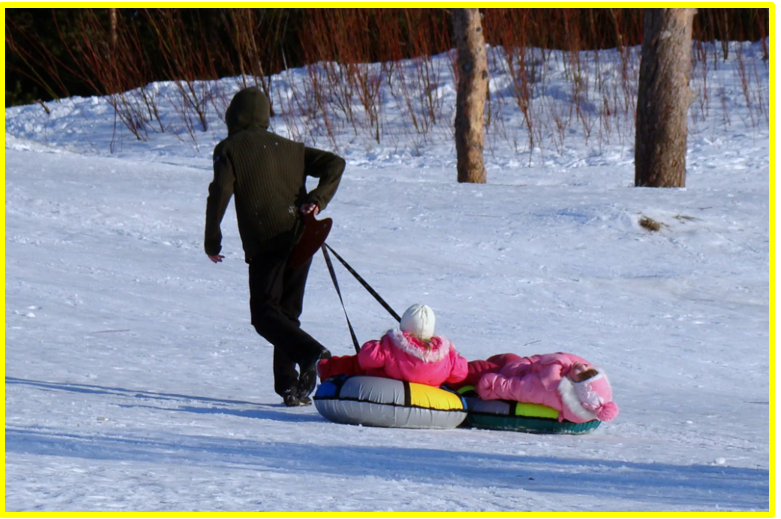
[{"left": 1, "top": 4, "right": 774, "bottom": 518}]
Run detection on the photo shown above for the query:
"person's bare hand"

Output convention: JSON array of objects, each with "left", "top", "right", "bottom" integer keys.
[
  {"left": 300, "top": 203, "right": 320, "bottom": 216},
  {"left": 208, "top": 254, "right": 225, "bottom": 263}
]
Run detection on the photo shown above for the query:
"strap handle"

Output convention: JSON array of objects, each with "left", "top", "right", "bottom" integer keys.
[
  {"left": 323, "top": 244, "right": 401, "bottom": 322},
  {"left": 321, "top": 243, "right": 402, "bottom": 354},
  {"left": 321, "top": 246, "right": 361, "bottom": 353}
]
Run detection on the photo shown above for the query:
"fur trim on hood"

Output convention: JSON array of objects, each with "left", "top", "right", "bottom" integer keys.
[
  {"left": 386, "top": 328, "right": 451, "bottom": 363},
  {"left": 557, "top": 376, "right": 599, "bottom": 422}
]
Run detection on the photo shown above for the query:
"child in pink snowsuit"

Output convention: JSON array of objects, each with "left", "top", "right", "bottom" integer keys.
[
  {"left": 318, "top": 304, "right": 468, "bottom": 387},
  {"left": 468, "top": 352, "right": 619, "bottom": 423}
]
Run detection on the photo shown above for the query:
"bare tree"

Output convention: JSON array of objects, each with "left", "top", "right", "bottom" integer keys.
[
  {"left": 635, "top": 8, "right": 696, "bottom": 187},
  {"left": 109, "top": 8, "right": 117, "bottom": 48},
  {"left": 453, "top": 8, "right": 488, "bottom": 183}
]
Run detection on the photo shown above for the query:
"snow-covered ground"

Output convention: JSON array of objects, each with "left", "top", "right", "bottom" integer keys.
[{"left": 4, "top": 44, "right": 770, "bottom": 513}]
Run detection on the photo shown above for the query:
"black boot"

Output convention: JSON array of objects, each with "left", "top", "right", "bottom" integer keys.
[
  {"left": 282, "top": 388, "right": 301, "bottom": 407},
  {"left": 298, "top": 347, "right": 332, "bottom": 400}
]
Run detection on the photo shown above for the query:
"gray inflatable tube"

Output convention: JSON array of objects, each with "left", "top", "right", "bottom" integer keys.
[{"left": 314, "top": 375, "right": 467, "bottom": 429}]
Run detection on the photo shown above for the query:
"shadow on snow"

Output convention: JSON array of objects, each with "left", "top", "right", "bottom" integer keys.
[
  {"left": 5, "top": 376, "right": 769, "bottom": 510},
  {"left": 4, "top": 375, "right": 321, "bottom": 422}
]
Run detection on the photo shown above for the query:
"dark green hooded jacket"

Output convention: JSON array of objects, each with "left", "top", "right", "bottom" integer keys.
[{"left": 205, "top": 87, "right": 345, "bottom": 262}]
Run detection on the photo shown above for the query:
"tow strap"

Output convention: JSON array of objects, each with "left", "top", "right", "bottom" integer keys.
[{"left": 321, "top": 243, "right": 401, "bottom": 353}]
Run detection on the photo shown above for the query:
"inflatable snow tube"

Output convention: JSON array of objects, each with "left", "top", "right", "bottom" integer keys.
[
  {"left": 314, "top": 375, "right": 467, "bottom": 429},
  {"left": 458, "top": 387, "right": 601, "bottom": 435}
]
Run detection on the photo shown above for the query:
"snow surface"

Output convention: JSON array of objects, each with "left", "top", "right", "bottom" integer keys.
[{"left": 4, "top": 44, "right": 770, "bottom": 513}]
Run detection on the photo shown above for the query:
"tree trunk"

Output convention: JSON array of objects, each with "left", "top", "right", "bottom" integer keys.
[
  {"left": 453, "top": 8, "right": 488, "bottom": 184},
  {"left": 635, "top": 8, "right": 696, "bottom": 188}
]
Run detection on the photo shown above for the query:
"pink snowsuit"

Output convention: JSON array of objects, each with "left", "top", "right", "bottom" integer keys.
[
  {"left": 356, "top": 328, "right": 468, "bottom": 387},
  {"left": 475, "top": 352, "right": 619, "bottom": 423}
]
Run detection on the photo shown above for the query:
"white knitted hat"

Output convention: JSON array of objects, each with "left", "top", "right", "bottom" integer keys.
[{"left": 400, "top": 304, "right": 436, "bottom": 340}]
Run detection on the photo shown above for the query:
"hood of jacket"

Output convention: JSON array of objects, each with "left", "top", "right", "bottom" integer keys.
[
  {"left": 225, "top": 87, "right": 270, "bottom": 136},
  {"left": 385, "top": 328, "right": 452, "bottom": 363}
]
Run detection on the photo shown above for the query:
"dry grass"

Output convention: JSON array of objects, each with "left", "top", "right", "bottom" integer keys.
[
  {"left": 9, "top": 8, "right": 769, "bottom": 151},
  {"left": 638, "top": 215, "right": 662, "bottom": 232}
]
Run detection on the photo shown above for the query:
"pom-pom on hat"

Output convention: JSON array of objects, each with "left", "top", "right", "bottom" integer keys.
[
  {"left": 596, "top": 401, "right": 619, "bottom": 422},
  {"left": 400, "top": 304, "right": 436, "bottom": 340}
]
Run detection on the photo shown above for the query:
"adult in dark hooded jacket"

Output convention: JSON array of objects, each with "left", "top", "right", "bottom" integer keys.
[{"left": 205, "top": 87, "right": 344, "bottom": 407}]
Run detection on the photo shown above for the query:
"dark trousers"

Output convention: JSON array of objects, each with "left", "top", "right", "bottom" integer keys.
[{"left": 249, "top": 249, "right": 325, "bottom": 397}]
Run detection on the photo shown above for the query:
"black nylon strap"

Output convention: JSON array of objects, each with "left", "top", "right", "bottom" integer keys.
[
  {"left": 323, "top": 243, "right": 401, "bottom": 322},
  {"left": 322, "top": 246, "right": 361, "bottom": 353}
]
